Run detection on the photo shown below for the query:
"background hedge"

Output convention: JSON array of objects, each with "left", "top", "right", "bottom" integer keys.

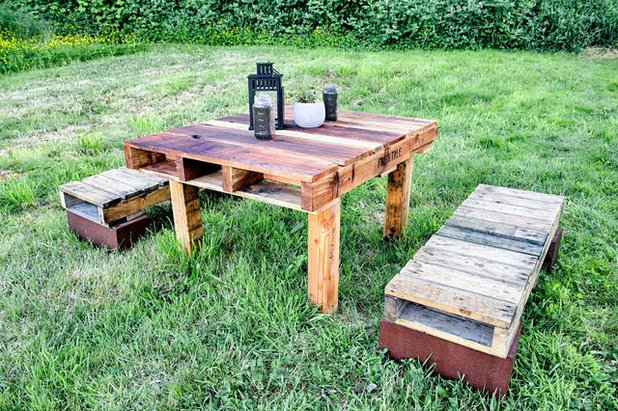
[{"left": 11, "top": 0, "right": 618, "bottom": 51}]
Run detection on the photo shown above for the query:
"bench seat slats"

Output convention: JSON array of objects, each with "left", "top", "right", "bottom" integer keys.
[
  {"left": 59, "top": 167, "right": 170, "bottom": 225},
  {"left": 445, "top": 214, "right": 548, "bottom": 245},
  {"left": 413, "top": 246, "right": 531, "bottom": 286},
  {"left": 423, "top": 235, "right": 538, "bottom": 269},
  {"left": 476, "top": 184, "right": 563, "bottom": 205},
  {"left": 60, "top": 181, "right": 121, "bottom": 208},
  {"left": 437, "top": 225, "right": 545, "bottom": 256}
]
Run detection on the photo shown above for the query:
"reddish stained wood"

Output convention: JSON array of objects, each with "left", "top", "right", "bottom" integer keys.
[
  {"left": 222, "top": 166, "right": 263, "bottom": 192},
  {"left": 336, "top": 109, "right": 435, "bottom": 127},
  {"left": 176, "top": 157, "right": 220, "bottom": 181},
  {"left": 125, "top": 132, "right": 339, "bottom": 183},
  {"left": 299, "top": 124, "right": 437, "bottom": 211},
  {"left": 168, "top": 123, "right": 370, "bottom": 166},
  {"left": 124, "top": 146, "right": 166, "bottom": 169},
  {"left": 217, "top": 113, "right": 406, "bottom": 146}
]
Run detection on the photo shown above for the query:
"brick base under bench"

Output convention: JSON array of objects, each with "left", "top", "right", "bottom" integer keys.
[
  {"left": 67, "top": 211, "right": 151, "bottom": 250},
  {"left": 379, "top": 319, "right": 521, "bottom": 394},
  {"left": 379, "top": 184, "right": 564, "bottom": 395}
]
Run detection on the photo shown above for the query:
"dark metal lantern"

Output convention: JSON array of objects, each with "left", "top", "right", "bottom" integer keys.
[{"left": 248, "top": 63, "right": 284, "bottom": 130}]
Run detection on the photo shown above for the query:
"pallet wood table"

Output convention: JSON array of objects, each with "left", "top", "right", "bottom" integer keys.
[
  {"left": 380, "top": 184, "right": 564, "bottom": 394},
  {"left": 124, "top": 106, "right": 439, "bottom": 312},
  {"left": 59, "top": 167, "right": 170, "bottom": 249}
]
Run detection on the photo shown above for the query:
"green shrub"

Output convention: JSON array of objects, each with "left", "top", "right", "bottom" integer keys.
[
  {"left": 14, "top": 0, "right": 618, "bottom": 51},
  {"left": 0, "top": 1, "right": 48, "bottom": 38}
]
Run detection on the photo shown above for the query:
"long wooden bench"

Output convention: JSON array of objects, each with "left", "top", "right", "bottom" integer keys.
[
  {"left": 379, "top": 184, "right": 564, "bottom": 395},
  {"left": 59, "top": 167, "right": 170, "bottom": 249}
]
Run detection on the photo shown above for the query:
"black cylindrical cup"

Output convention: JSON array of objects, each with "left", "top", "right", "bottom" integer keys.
[{"left": 323, "top": 84, "right": 338, "bottom": 121}]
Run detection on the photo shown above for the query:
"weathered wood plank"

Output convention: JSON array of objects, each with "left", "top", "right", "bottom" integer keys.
[
  {"left": 413, "top": 245, "right": 531, "bottom": 286},
  {"left": 218, "top": 111, "right": 407, "bottom": 147},
  {"left": 445, "top": 214, "right": 548, "bottom": 245},
  {"left": 437, "top": 225, "right": 544, "bottom": 256},
  {"left": 208, "top": 118, "right": 383, "bottom": 151},
  {"left": 385, "top": 271, "right": 516, "bottom": 329},
  {"left": 468, "top": 191, "right": 562, "bottom": 213},
  {"left": 476, "top": 184, "right": 563, "bottom": 205},
  {"left": 141, "top": 169, "right": 304, "bottom": 212},
  {"left": 81, "top": 174, "right": 142, "bottom": 201},
  {"left": 308, "top": 199, "right": 341, "bottom": 313},
  {"left": 396, "top": 302, "right": 494, "bottom": 347},
  {"left": 337, "top": 109, "right": 434, "bottom": 125},
  {"left": 384, "top": 156, "right": 413, "bottom": 238},
  {"left": 59, "top": 181, "right": 120, "bottom": 208},
  {"left": 141, "top": 160, "right": 178, "bottom": 179},
  {"left": 400, "top": 259, "right": 525, "bottom": 305},
  {"left": 424, "top": 235, "right": 538, "bottom": 269},
  {"left": 462, "top": 198, "right": 558, "bottom": 221},
  {"left": 456, "top": 205, "right": 554, "bottom": 231},
  {"left": 102, "top": 168, "right": 164, "bottom": 192}
]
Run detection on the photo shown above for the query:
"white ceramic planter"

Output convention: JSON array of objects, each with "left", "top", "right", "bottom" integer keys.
[{"left": 293, "top": 102, "right": 325, "bottom": 128}]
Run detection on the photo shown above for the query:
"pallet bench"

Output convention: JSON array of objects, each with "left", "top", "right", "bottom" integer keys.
[
  {"left": 59, "top": 167, "right": 170, "bottom": 249},
  {"left": 379, "top": 184, "right": 564, "bottom": 395}
]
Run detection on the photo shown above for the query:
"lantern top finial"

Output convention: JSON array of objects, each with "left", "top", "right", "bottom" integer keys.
[{"left": 249, "top": 62, "right": 282, "bottom": 78}]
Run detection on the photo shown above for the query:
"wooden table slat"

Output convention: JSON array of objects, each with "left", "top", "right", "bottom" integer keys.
[
  {"left": 169, "top": 123, "right": 372, "bottom": 166},
  {"left": 214, "top": 114, "right": 402, "bottom": 148},
  {"left": 126, "top": 132, "right": 340, "bottom": 182}
]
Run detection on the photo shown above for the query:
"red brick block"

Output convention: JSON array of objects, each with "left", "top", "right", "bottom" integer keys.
[
  {"left": 542, "top": 227, "right": 563, "bottom": 272},
  {"left": 67, "top": 210, "right": 150, "bottom": 250},
  {"left": 379, "top": 319, "right": 521, "bottom": 396}
]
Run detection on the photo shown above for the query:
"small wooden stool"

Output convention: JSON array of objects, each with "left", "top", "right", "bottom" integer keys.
[
  {"left": 59, "top": 167, "right": 170, "bottom": 249},
  {"left": 379, "top": 184, "right": 564, "bottom": 395}
]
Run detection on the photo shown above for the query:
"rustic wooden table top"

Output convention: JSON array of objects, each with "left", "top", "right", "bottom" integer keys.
[{"left": 124, "top": 106, "right": 438, "bottom": 212}]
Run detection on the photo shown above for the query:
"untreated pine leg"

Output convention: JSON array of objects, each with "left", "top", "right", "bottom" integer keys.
[
  {"left": 308, "top": 199, "right": 341, "bottom": 313},
  {"left": 169, "top": 180, "right": 203, "bottom": 255},
  {"left": 383, "top": 156, "right": 413, "bottom": 239}
]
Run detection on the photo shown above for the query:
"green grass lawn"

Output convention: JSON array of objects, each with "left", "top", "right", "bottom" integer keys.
[{"left": 0, "top": 45, "right": 616, "bottom": 409}]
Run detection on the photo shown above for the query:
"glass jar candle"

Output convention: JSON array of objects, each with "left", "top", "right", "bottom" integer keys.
[{"left": 253, "top": 94, "right": 275, "bottom": 140}]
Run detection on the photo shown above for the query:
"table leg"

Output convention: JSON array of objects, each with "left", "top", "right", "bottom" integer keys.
[
  {"left": 308, "top": 199, "right": 341, "bottom": 313},
  {"left": 169, "top": 180, "right": 203, "bottom": 255},
  {"left": 383, "top": 156, "right": 413, "bottom": 238}
]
